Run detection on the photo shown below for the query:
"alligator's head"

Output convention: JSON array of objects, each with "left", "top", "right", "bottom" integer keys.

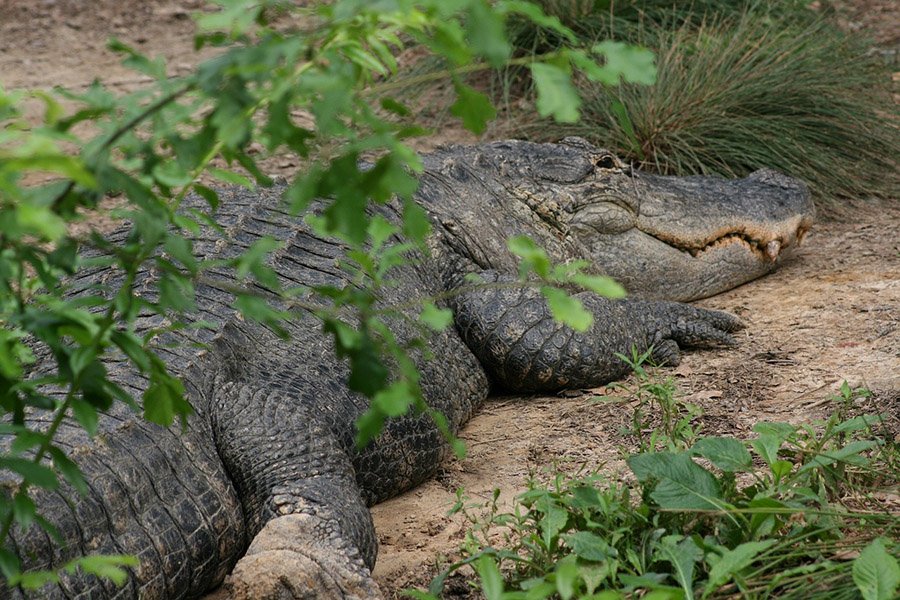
[{"left": 422, "top": 138, "right": 815, "bottom": 302}]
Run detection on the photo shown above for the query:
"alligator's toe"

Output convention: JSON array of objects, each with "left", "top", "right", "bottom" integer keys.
[
  {"left": 668, "top": 306, "right": 745, "bottom": 348},
  {"left": 650, "top": 338, "right": 682, "bottom": 366},
  {"left": 226, "top": 514, "right": 382, "bottom": 600}
]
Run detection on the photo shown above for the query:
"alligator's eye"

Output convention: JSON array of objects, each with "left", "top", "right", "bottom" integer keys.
[{"left": 595, "top": 155, "right": 617, "bottom": 170}]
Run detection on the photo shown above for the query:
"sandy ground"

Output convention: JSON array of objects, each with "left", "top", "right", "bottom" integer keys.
[{"left": 0, "top": 0, "right": 897, "bottom": 597}]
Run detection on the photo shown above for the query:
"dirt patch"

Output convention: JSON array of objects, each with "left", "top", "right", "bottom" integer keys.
[{"left": 1, "top": 1, "right": 897, "bottom": 598}]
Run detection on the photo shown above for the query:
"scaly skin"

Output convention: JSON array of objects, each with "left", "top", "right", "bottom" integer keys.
[{"left": 1, "top": 139, "right": 812, "bottom": 598}]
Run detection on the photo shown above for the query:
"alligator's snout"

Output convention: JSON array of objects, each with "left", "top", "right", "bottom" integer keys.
[{"left": 575, "top": 166, "right": 815, "bottom": 302}]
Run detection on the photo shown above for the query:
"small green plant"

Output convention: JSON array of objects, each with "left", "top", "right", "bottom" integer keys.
[
  {"left": 415, "top": 383, "right": 899, "bottom": 599},
  {"left": 600, "top": 346, "right": 702, "bottom": 452}
]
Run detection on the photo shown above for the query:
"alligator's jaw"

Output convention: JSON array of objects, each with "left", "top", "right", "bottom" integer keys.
[
  {"left": 595, "top": 224, "right": 808, "bottom": 301},
  {"left": 587, "top": 168, "right": 815, "bottom": 302}
]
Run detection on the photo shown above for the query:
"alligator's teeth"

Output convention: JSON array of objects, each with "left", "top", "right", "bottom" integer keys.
[{"left": 765, "top": 240, "right": 781, "bottom": 261}]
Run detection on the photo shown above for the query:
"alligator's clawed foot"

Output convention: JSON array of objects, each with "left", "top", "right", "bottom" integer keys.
[
  {"left": 671, "top": 305, "right": 745, "bottom": 348},
  {"left": 649, "top": 304, "right": 746, "bottom": 367},
  {"left": 226, "top": 514, "right": 382, "bottom": 600}
]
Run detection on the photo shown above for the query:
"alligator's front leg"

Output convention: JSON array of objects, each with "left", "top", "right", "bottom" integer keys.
[{"left": 451, "top": 272, "right": 744, "bottom": 393}]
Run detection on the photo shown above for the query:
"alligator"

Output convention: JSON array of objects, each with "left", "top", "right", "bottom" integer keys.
[{"left": 1, "top": 138, "right": 814, "bottom": 599}]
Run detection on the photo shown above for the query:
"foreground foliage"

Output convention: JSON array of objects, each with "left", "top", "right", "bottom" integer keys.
[
  {"left": 0, "top": 0, "right": 651, "bottom": 587},
  {"left": 419, "top": 380, "right": 899, "bottom": 599}
]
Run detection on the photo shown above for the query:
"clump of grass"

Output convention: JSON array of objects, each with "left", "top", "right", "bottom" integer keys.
[{"left": 508, "top": 12, "right": 899, "bottom": 202}]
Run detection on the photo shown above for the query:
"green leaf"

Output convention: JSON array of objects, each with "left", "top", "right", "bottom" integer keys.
[
  {"left": 497, "top": 1, "right": 576, "bottom": 43},
  {"left": 853, "top": 538, "right": 900, "bottom": 600},
  {"left": 592, "top": 41, "right": 657, "bottom": 86},
  {"left": 563, "top": 531, "right": 616, "bottom": 562},
  {"left": 656, "top": 535, "right": 702, "bottom": 600},
  {"left": 690, "top": 437, "right": 752, "bottom": 473},
  {"left": 508, "top": 235, "right": 551, "bottom": 279},
  {"left": 158, "top": 273, "right": 196, "bottom": 312},
  {"left": 9, "top": 430, "right": 43, "bottom": 455},
  {"left": 142, "top": 371, "right": 190, "bottom": 427},
  {"left": 627, "top": 452, "right": 723, "bottom": 510},
  {"left": 798, "top": 440, "right": 879, "bottom": 472},
  {"left": 405, "top": 590, "right": 440, "bottom": 600},
  {"left": 71, "top": 398, "right": 99, "bottom": 437},
  {"left": 747, "top": 496, "right": 788, "bottom": 538},
  {"left": 233, "top": 294, "right": 289, "bottom": 338},
  {"left": 14, "top": 569, "right": 59, "bottom": 590},
  {"left": 107, "top": 38, "right": 166, "bottom": 79},
  {"left": 235, "top": 236, "right": 279, "bottom": 276},
  {"left": 0, "top": 548, "right": 21, "bottom": 580},
  {"left": 467, "top": 0, "right": 511, "bottom": 67},
  {"left": 535, "top": 493, "right": 568, "bottom": 548},
  {"left": 372, "top": 382, "right": 415, "bottom": 418},
  {"left": 67, "top": 554, "right": 140, "bottom": 586},
  {"left": 570, "top": 273, "right": 626, "bottom": 299},
  {"left": 420, "top": 303, "right": 453, "bottom": 331},
  {"left": 12, "top": 492, "right": 36, "bottom": 530},
  {"left": 556, "top": 557, "right": 579, "bottom": 600},
  {"left": 325, "top": 319, "right": 362, "bottom": 352},
  {"left": 423, "top": 20, "right": 471, "bottom": 66},
  {"left": 16, "top": 203, "right": 67, "bottom": 241},
  {"left": 401, "top": 197, "right": 431, "bottom": 245},
  {"left": 703, "top": 540, "right": 777, "bottom": 598},
  {"left": 193, "top": 184, "right": 220, "bottom": 211},
  {"left": 475, "top": 555, "right": 505, "bottom": 600},
  {"left": 1, "top": 155, "right": 97, "bottom": 189},
  {"left": 69, "top": 347, "right": 98, "bottom": 378},
  {"left": 208, "top": 167, "right": 254, "bottom": 189},
  {"left": 152, "top": 161, "right": 192, "bottom": 188},
  {"left": 450, "top": 81, "right": 496, "bottom": 136},
  {"left": 164, "top": 235, "right": 199, "bottom": 274},
  {"left": 0, "top": 458, "right": 58, "bottom": 489},
  {"left": 30, "top": 90, "right": 64, "bottom": 125},
  {"left": 751, "top": 422, "right": 796, "bottom": 466},
  {"left": 530, "top": 63, "right": 581, "bottom": 123},
  {"left": 609, "top": 100, "right": 643, "bottom": 160},
  {"left": 347, "top": 337, "right": 389, "bottom": 398},
  {"left": 0, "top": 330, "right": 27, "bottom": 379},
  {"left": 368, "top": 214, "right": 398, "bottom": 251},
  {"left": 380, "top": 97, "right": 411, "bottom": 117},
  {"left": 111, "top": 330, "right": 151, "bottom": 373},
  {"left": 542, "top": 287, "right": 592, "bottom": 332}
]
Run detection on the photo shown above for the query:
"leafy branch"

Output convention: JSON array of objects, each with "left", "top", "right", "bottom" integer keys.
[{"left": 0, "top": 0, "right": 655, "bottom": 586}]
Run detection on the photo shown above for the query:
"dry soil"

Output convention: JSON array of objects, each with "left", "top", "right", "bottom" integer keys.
[{"left": 0, "top": 1, "right": 896, "bottom": 597}]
